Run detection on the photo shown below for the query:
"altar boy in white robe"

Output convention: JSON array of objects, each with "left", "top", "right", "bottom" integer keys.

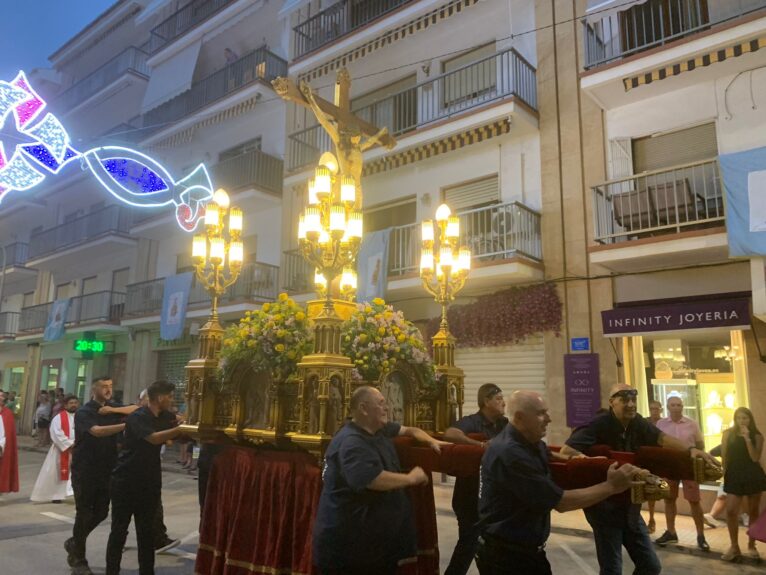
[{"left": 31, "top": 395, "right": 79, "bottom": 502}]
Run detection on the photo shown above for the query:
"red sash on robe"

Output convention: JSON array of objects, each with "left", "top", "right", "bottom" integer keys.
[
  {"left": 0, "top": 406, "right": 19, "bottom": 493},
  {"left": 59, "top": 411, "right": 71, "bottom": 481}
]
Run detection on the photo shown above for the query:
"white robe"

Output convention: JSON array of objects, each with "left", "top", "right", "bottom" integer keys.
[{"left": 30, "top": 411, "right": 74, "bottom": 502}]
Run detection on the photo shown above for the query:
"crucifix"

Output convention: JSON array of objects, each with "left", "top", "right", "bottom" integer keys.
[{"left": 272, "top": 69, "right": 396, "bottom": 190}]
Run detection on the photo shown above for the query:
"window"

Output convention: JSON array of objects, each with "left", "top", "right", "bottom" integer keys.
[
  {"left": 112, "top": 268, "right": 130, "bottom": 294},
  {"left": 442, "top": 43, "right": 496, "bottom": 108},
  {"left": 442, "top": 175, "right": 500, "bottom": 211},
  {"left": 219, "top": 137, "right": 262, "bottom": 162},
  {"left": 81, "top": 276, "right": 99, "bottom": 296},
  {"left": 632, "top": 123, "right": 718, "bottom": 173},
  {"left": 22, "top": 292, "right": 34, "bottom": 308},
  {"left": 55, "top": 282, "right": 75, "bottom": 300}
]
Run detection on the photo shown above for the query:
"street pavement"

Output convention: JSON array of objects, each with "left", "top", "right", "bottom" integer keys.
[{"left": 2, "top": 448, "right": 764, "bottom": 574}]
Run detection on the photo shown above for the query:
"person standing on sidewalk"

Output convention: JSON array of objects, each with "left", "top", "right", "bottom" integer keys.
[
  {"left": 476, "top": 390, "right": 637, "bottom": 575},
  {"left": 105, "top": 380, "right": 186, "bottom": 575},
  {"left": 654, "top": 394, "right": 709, "bottom": 551},
  {"left": 560, "top": 384, "right": 720, "bottom": 575},
  {"left": 442, "top": 383, "right": 508, "bottom": 575},
  {"left": 66, "top": 376, "right": 138, "bottom": 575},
  {"left": 0, "top": 390, "right": 19, "bottom": 495}
]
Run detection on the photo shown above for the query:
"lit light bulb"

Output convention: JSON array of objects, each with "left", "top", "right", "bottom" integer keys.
[
  {"left": 205, "top": 202, "right": 220, "bottom": 227},
  {"left": 229, "top": 241, "right": 244, "bottom": 265},
  {"left": 210, "top": 237, "right": 225, "bottom": 262},
  {"left": 458, "top": 247, "right": 471, "bottom": 271},
  {"left": 420, "top": 248, "right": 434, "bottom": 274},
  {"left": 315, "top": 166, "right": 331, "bottom": 197},
  {"left": 341, "top": 268, "right": 357, "bottom": 290},
  {"left": 192, "top": 235, "right": 207, "bottom": 260},
  {"left": 439, "top": 246, "right": 454, "bottom": 270},
  {"left": 213, "top": 188, "right": 230, "bottom": 208},
  {"left": 348, "top": 211, "right": 363, "bottom": 238},
  {"left": 319, "top": 229, "right": 330, "bottom": 245},
  {"left": 330, "top": 205, "right": 346, "bottom": 232},
  {"left": 435, "top": 203, "right": 451, "bottom": 222},
  {"left": 304, "top": 207, "right": 321, "bottom": 234},
  {"left": 298, "top": 215, "right": 307, "bottom": 240},
  {"left": 421, "top": 220, "right": 434, "bottom": 242},
  {"left": 341, "top": 175, "right": 356, "bottom": 203},
  {"left": 229, "top": 207, "right": 243, "bottom": 232},
  {"left": 446, "top": 215, "right": 460, "bottom": 238}
]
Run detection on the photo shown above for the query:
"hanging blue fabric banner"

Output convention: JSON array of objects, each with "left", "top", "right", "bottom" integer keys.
[
  {"left": 43, "top": 299, "right": 71, "bottom": 342},
  {"left": 160, "top": 272, "right": 194, "bottom": 341},
  {"left": 356, "top": 228, "right": 391, "bottom": 303},
  {"left": 720, "top": 146, "right": 766, "bottom": 256}
]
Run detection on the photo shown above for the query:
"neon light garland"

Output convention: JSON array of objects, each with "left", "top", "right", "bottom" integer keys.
[{"left": 0, "top": 71, "right": 214, "bottom": 232}]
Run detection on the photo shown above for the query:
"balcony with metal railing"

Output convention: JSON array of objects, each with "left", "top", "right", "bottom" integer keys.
[
  {"left": 56, "top": 47, "right": 149, "bottom": 112},
  {"left": 293, "top": 0, "right": 415, "bottom": 59},
  {"left": 592, "top": 158, "right": 724, "bottom": 243},
  {"left": 0, "top": 312, "right": 20, "bottom": 338},
  {"left": 389, "top": 201, "right": 542, "bottom": 277},
  {"left": 123, "top": 262, "right": 280, "bottom": 319},
  {"left": 583, "top": 0, "right": 766, "bottom": 70},
  {"left": 148, "top": 0, "right": 239, "bottom": 53},
  {"left": 281, "top": 250, "right": 314, "bottom": 294},
  {"left": 287, "top": 47, "right": 537, "bottom": 171},
  {"left": 28, "top": 205, "right": 133, "bottom": 262},
  {"left": 3, "top": 243, "right": 29, "bottom": 268},
  {"left": 212, "top": 148, "right": 284, "bottom": 195},
  {"left": 142, "top": 47, "right": 287, "bottom": 129},
  {"left": 18, "top": 291, "right": 126, "bottom": 334}
]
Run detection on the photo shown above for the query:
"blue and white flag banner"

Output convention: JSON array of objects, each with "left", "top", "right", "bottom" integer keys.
[
  {"left": 720, "top": 146, "right": 766, "bottom": 256},
  {"left": 43, "top": 298, "right": 71, "bottom": 342},
  {"left": 160, "top": 272, "right": 194, "bottom": 341},
  {"left": 356, "top": 228, "right": 391, "bottom": 303}
]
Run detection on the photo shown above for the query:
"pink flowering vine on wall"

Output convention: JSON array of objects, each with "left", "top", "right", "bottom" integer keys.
[{"left": 425, "top": 283, "right": 562, "bottom": 348}]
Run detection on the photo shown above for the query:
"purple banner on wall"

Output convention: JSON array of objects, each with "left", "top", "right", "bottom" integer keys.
[
  {"left": 565, "top": 353, "right": 601, "bottom": 428},
  {"left": 601, "top": 298, "right": 750, "bottom": 336}
]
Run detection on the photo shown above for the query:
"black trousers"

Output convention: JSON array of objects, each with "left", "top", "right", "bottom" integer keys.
[
  {"left": 106, "top": 480, "right": 160, "bottom": 575},
  {"left": 153, "top": 499, "right": 168, "bottom": 545},
  {"left": 446, "top": 496, "right": 480, "bottom": 575},
  {"left": 475, "top": 536, "right": 552, "bottom": 575},
  {"left": 71, "top": 473, "right": 112, "bottom": 565}
]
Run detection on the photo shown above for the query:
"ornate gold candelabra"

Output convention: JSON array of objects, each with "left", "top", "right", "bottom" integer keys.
[
  {"left": 298, "top": 154, "right": 363, "bottom": 310},
  {"left": 184, "top": 189, "right": 244, "bottom": 431},
  {"left": 419, "top": 203, "right": 470, "bottom": 430}
]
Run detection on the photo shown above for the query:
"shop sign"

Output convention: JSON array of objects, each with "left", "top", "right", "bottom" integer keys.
[
  {"left": 570, "top": 337, "right": 590, "bottom": 352},
  {"left": 564, "top": 353, "right": 601, "bottom": 428},
  {"left": 602, "top": 298, "right": 750, "bottom": 336}
]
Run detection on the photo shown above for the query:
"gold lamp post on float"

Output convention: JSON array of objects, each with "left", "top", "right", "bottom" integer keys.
[
  {"left": 419, "top": 203, "right": 470, "bottom": 430},
  {"left": 184, "top": 188, "right": 244, "bottom": 431}
]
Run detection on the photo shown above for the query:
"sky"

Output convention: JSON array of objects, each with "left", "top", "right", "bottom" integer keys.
[{"left": 0, "top": 0, "right": 118, "bottom": 80}]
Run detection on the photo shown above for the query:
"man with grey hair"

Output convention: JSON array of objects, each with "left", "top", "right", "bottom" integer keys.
[
  {"left": 477, "top": 390, "right": 638, "bottom": 574},
  {"left": 312, "top": 385, "right": 447, "bottom": 574}
]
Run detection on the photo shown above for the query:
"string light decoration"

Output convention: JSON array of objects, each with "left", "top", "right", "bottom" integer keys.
[
  {"left": 0, "top": 71, "right": 213, "bottom": 231},
  {"left": 297, "top": 152, "right": 363, "bottom": 310}
]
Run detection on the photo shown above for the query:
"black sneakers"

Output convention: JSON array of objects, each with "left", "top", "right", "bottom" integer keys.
[
  {"left": 697, "top": 535, "right": 710, "bottom": 551},
  {"left": 155, "top": 537, "right": 181, "bottom": 553},
  {"left": 64, "top": 538, "right": 77, "bottom": 567},
  {"left": 654, "top": 531, "right": 679, "bottom": 546}
]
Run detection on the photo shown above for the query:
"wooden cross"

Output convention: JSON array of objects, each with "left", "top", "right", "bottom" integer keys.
[{"left": 272, "top": 69, "right": 396, "bottom": 151}]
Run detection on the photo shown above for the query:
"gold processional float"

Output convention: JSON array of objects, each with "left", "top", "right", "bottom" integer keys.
[{"left": 176, "top": 69, "right": 718, "bottom": 501}]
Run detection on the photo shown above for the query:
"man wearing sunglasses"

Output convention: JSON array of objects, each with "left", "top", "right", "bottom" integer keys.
[{"left": 559, "top": 383, "right": 719, "bottom": 575}]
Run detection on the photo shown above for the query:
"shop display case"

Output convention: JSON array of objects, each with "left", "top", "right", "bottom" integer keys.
[
  {"left": 650, "top": 378, "right": 698, "bottom": 422},
  {"left": 696, "top": 373, "right": 736, "bottom": 452}
]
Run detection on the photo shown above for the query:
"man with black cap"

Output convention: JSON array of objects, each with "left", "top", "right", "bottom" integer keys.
[{"left": 443, "top": 383, "right": 507, "bottom": 575}]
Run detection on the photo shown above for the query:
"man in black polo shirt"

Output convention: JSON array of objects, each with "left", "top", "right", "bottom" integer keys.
[
  {"left": 477, "top": 390, "right": 637, "bottom": 575},
  {"left": 443, "top": 383, "right": 508, "bottom": 575},
  {"left": 67, "top": 376, "right": 138, "bottom": 575},
  {"left": 559, "top": 383, "right": 719, "bottom": 575},
  {"left": 312, "top": 385, "right": 448, "bottom": 575},
  {"left": 105, "top": 380, "right": 185, "bottom": 575}
]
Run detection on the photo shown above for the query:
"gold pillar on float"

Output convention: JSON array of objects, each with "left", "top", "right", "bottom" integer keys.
[
  {"left": 419, "top": 203, "right": 470, "bottom": 431},
  {"left": 182, "top": 189, "right": 243, "bottom": 435}
]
